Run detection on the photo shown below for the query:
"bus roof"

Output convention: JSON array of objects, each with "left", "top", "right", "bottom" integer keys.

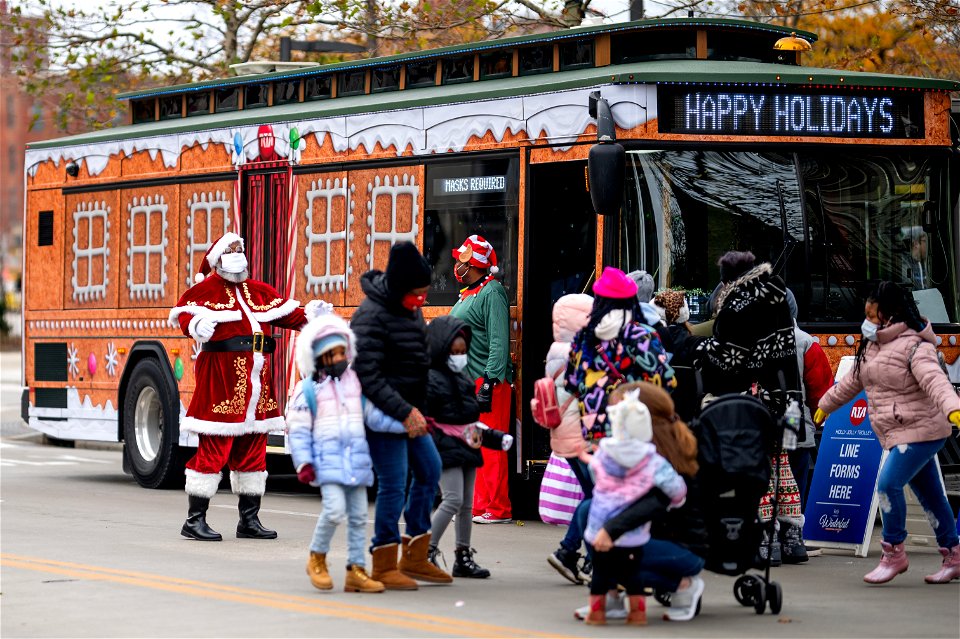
[{"left": 117, "top": 17, "right": 819, "bottom": 101}]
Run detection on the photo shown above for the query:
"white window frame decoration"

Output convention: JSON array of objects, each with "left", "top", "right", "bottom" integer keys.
[
  {"left": 126, "top": 194, "right": 170, "bottom": 301},
  {"left": 364, "top": 173, "right": 420, "bottom": 271},
  {"left": 185, "top": 191, "right": 232, "bottom": 287},
  {"left": 71, "top": 200, "right": 111, "bottom": 303},
  {"left": 304, "top": 177, "right": 352, "bottom": 294}
]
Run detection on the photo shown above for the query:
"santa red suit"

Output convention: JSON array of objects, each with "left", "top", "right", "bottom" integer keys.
[{"left": 169, "top": 232, "right": 311, "bottom": 541}]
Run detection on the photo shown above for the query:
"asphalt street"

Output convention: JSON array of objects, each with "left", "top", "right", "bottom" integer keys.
[{"left": 2, "top": 349, "right": 959, "bottom": 638}]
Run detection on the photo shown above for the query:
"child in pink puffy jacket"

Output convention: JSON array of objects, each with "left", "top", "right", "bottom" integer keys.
[
  {"left": 543, "top": 293, "right": 595, "bottom": 585},
  {"left": 816, "top": 281, "right": 960, "bottom": 585}
]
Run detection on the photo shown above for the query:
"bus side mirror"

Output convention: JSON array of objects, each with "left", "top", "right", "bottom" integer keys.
[
  {"left": 586, "top": 91, "right": 625, "bottom": 216},
  {"left": 588, "top": 142, "right": 625, "bottom": 216}
]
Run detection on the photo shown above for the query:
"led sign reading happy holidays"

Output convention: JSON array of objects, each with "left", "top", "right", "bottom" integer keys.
[{"left": 659, "top": 86, "right": 924, "bottom": 138}]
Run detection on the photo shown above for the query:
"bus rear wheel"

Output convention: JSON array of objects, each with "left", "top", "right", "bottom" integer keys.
[{"left": 123, "top": 358, "right": 182, "bottom": 488}]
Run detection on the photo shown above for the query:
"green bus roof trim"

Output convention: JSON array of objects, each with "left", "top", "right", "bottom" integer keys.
[
  {"left": 117, "top": 17, "right": 819, "bottom": 101},
  {"left": 30, "top": 59, "right": 957, "bottom": 151}
]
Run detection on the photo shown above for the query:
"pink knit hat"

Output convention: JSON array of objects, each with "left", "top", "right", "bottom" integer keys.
[{"left": 592, "top": 267, "right": 638, "bottom": 299}]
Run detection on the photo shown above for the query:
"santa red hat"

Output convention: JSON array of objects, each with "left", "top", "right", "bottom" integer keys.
[
  {"left": 194, "top": 232, "right": 244, "bottom": 283},
  {"left": 452, "top": 235, "right": 499, "bottom": 274}
]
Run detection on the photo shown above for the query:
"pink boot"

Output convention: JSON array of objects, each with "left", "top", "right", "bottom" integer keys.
[
  {"left": 864, "top": 541, "right": 908, "bottom": 584},
  {"left": 924, "top": 545, "right": 960, "bottom": 584}
]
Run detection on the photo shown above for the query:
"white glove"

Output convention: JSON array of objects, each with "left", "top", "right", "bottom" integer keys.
[
  {"left": 305, "top": 299, "right": 334, "bottom": 320},
  {"left": 192, "top": 317, "right": 217, "bottom": 343}
]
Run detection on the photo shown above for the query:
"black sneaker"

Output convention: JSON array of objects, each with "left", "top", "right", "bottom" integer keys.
[
  {"left": 578, "top": 557, "right": 593, "bottom": 586},
  {"left": 547, "top": 547, "right": 584, "bottom": 584}
]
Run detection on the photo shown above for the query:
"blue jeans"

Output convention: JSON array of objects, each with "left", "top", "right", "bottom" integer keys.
[
  {"left": 366, "top": 430, "right": 442, "bottom": 549},
  {"left": 635, "top": 539, "right": 705, "bottom": 592},
  {"left": 560, "top": 457, "right": 594, "bottom": 554},
  {"left": 877, "top": 438, "right": 959, "bottom": 549},
  {"left": 310, "top": 483, "right": 369, "bottom": 567}
]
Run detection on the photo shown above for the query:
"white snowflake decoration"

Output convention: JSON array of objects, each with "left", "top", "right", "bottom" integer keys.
[
  {"left": 185, "top": 191, "right": 232, "bottom": 287},
  {"left": 71, "top": 200, "right": 111, "bottom": 303},
  {"left": 67, "top": 344, "right": 80, "bottom": 379},
  {"left": 364, "top": 174, "right": 420, "bottom": 271},
  {"left": 304, "top": 177, "right": 352, "bottom": 294},
  {"left": 104, "top": 342, "right": 120, "bottom": 377},
  {"left": 126, "top": 195, "right": 169, "bottom": 301}
]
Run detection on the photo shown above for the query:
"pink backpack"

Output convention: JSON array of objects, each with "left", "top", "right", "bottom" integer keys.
[{"left": 531, "top": 369, "right": 575, "bottom": 429}]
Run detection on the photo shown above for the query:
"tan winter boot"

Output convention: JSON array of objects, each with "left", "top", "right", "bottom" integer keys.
[
  {"left": 370, "top": 543, "right": 418, "bottom": 591},
  {"left": 345, "top": 564, "right": 385, "bottom": 593},
  {"left": 306, "top": 552, "right": 333, "bottom": 591},
  {"left": 399, "top": 533, "right": 453, "bottom": 583}
]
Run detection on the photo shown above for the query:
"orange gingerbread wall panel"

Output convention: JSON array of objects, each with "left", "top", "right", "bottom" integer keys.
[
  {"left": 295, "top": 171, "right": 350, "bottom": 308},
  {"left": 180, "top": 142, "right": 232, "bottom": 173},
  {"left": 176, "top": 181, "right": 237, "bottom": 298},
  {"left": 118, "top": 184, "right": 181, "bottom": 309},
  {"left": 121, "top": 149, "right": 175, "bottom": 178},
  {"left": 24, "top": 189, "right": 64, "bottom": 311},
  {"left": 345, "top": 165, "right": 425, "bottom": 306},
  {"left": 62, "top": 190, "right": 121, "bottom": 311}
]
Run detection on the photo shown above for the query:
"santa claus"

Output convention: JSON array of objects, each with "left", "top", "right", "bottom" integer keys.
[{"left": 169, "top": 232, "right": 316, "bottom": 541}]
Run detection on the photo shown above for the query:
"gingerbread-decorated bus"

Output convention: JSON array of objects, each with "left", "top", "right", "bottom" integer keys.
[{"left": 21, "top": 17, "right": 960, "bottom": 502}]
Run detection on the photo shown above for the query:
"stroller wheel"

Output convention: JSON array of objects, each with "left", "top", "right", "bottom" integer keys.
[
  {"left": 767, "top": 581, "right": 783, "bottom": 615},
  {"left": 733, "top": 575, "right": 760, "bottom": 606},
  {"left": 753, "top": 581, "right": 767, "bottom": 614},
  {"left": 654, "top": 590, "right": 672, "bottom": 607}
]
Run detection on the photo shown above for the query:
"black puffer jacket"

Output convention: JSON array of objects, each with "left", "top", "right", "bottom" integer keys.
[
  {"left": 425, "top": 315, "right": 483, "bottom": 469},
  {"left": 351, "top": 271, "right": 430, "bottom": 423}
]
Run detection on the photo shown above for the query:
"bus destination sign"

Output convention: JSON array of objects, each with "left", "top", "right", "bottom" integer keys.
[
  {"left": 433, "top": 175, "right": 507, "bottom": 196},
  {"left": 658, "top": 87, "right": 924, "bottom": 139}
]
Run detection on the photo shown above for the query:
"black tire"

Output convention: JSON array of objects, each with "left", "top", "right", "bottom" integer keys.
[
  {"left": 734, "top": 575, "right": 758, "bottom": 606},
  {"left": 753, "top": 581, "right": 767, "bottom": 615},
  {"left": 767, "top": 581, "right": 783, "bottom": 615},
  {"left": 122, "top": 358, "right": 182, "bottom": 488}
]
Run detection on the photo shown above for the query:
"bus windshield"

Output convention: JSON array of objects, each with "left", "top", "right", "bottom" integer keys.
[{"left": 617, "top": 149, "right": 958, "bottom": 324}]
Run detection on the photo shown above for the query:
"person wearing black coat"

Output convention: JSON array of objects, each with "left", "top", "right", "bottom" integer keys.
[
  {"left": 351, "top": 241, "right": 450, "bottom": 590},
  {"left": 424, "top": 315, "right": 492, "bottom": 578}
]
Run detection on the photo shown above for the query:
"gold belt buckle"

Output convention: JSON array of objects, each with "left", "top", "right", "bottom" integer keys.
[{"left": 252, "top": 332, "right": 265, "bottom": 353}]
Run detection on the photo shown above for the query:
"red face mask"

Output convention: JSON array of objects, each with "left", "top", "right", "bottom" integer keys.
[{"left": 401, "top": 293, "right": 426, "bottom": 311}]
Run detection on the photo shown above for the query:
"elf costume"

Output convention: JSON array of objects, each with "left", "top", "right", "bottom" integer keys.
[{"left": 449, "top": 235, "right": 513, "bottom": 522}]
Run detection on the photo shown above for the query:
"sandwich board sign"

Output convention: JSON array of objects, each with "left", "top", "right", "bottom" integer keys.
[{"left": 803, "top": 356, "right": 885, "bottom": 557}]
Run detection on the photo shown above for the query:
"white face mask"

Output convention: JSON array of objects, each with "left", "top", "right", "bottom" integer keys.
[
  {"left": 448, "top": 354, "right": 469, "bottom": 373},
  {"left": 220, "top": 252, "right": 248, "bottom": 274},
  {"left": 594, "top": 310, "right": 632, "bottom": 340},
  {"left": 861, "top": 318, "right": 879, "bottom": 342}
]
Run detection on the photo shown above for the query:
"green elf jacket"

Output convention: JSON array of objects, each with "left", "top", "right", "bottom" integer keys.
[{"left": 449, "top": 277, "right": 513, "bottom": 383}]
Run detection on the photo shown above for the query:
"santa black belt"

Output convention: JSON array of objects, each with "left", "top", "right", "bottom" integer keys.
[{"left": 201, "top": 333, "right": 277, "bottom": 354}]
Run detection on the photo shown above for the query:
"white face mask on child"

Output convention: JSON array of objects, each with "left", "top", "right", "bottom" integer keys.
[{"left": 448, "top": 354, "right": 469, "bottom": 373}]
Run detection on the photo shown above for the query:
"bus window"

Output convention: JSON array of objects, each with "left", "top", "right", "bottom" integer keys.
[
  {"left": 422, "top": 157, "right": 520, "bottom": 307},
  {"left": 798, "top": 152, "right": 957, "bottom": 324},
  {"left": 619, "top": 150, "right": 802, "bottom": 310}
]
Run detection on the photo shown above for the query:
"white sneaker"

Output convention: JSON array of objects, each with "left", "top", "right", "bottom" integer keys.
[
  {"left": 574, "top": 592, "right": 626, "bottom": 620},
  {"left": 665, "top": 576, "right": 704, "bottom": 622},
  {"left": 472, "top": 513, "right": 512, "bottom": 524}
]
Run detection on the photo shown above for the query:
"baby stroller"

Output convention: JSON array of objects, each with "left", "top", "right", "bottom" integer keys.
[{"left": 683, "top": 386, "right": 797, "bottom": 615}]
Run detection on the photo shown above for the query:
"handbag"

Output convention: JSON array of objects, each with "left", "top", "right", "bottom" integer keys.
[{"left": 538, "top": 453, "right": 585, "bottom": 526}]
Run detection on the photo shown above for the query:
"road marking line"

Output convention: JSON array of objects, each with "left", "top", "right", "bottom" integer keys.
[{"left": 0, "top": 554, "right": 577, "bottom": 639}]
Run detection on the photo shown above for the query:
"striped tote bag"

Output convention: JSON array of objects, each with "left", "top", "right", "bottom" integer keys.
[{"left": 538, "top": 453, "right": 585, "bottom": 526}]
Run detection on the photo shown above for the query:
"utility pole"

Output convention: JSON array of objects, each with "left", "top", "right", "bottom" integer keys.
[{"left": 630, "top": 0, "right": 644, "bottom": 20}]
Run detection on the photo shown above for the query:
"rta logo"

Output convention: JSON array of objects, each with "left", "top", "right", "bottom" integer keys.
[{"left": 850, "top": 399, "right": 868, "bottom": 426}]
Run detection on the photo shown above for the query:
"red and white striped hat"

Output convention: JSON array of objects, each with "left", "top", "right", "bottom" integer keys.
[
  {"left": 452, "top": 234, "right": 499, "bottom": 274},
  {"left": 194, "top": 232, "right": 244, "bottom": 283}
]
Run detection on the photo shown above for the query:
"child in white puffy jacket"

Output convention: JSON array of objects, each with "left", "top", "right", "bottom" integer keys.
[{"left": 544, "top": 293, "right": 595, "bottom": 585}]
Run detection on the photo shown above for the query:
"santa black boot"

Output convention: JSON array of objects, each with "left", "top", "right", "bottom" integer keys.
[
  {"left": 181, "top": 496, "right": 222, "bottom": 541},
  {"left": 236, "top": 494, "right": 277, "bottom": 539}
]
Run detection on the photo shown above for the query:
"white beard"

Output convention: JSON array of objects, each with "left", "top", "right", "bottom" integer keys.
[{"left": 216, "top": 267, "right": 248, "bottom": 283}]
